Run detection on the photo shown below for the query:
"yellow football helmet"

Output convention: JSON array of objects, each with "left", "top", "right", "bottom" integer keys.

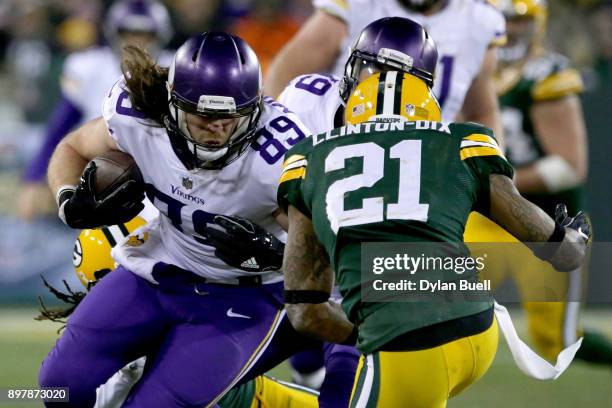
[
  {"left": 500, "top": 0, "right": 548, "bottom": 54},
  {"left": 73, "top": 216, "right": 147, "bottom": 288},
  {"left": 345, "top": 71, "right": 441, "bottom": 125}
]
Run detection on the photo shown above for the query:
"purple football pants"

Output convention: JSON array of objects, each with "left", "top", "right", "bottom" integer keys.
[{"left": 39, "top": 266, "right": 358, "bottom": 407}]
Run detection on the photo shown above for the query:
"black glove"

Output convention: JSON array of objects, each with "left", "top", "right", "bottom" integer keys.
[
  {"left": 58, "top": 162, "right": 145, "bottom": 229},
  {"left": 205, "top": 215, "right": 285, "bottom": 272},
  {"left": 555, "top": 204, "right": 591, "bottom": 243}
]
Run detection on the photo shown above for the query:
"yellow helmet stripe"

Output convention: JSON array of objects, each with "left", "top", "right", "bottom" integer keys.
[
  {"left": 100, "top": 225, "right": 129, "bottom": 248},
  {"left": 383, "top": 71, "right": 400, "bottom": 115},
  {"left": 375, "top": 71, "right": 403, "bottom": 116}
]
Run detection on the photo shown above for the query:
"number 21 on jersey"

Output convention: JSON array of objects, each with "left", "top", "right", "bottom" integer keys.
[{"left": 325, "top": 140, "right": 429, "bottom": 233}]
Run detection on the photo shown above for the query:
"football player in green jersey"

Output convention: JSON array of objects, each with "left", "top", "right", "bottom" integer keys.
[
  {"left": 494, "top": 0, "right": 612, "bottom": 367},
  {"left": 277, "top": 71, "right": 591, "bottom": 407}
]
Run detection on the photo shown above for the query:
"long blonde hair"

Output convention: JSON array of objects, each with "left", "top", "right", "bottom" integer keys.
[{"left": 121, "top": 45, "right": 169, "bottom": 125}]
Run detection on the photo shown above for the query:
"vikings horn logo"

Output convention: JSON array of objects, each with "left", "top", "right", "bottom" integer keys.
[{"left": 182, "top": 176, "right": 193, "bottom": 190}]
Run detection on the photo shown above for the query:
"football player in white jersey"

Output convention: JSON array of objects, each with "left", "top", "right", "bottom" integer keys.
[
  {"left": 39, "top": 32, "right": 357, "bottom": 407},
  {"left": 266, "top": 0, "right": 506, "bottom": 140},
  {"left": 18, "top": 0, "right": 173, "bottom": 220},
  {"left": 37, "top": 219, "right": 320, "bottom": 408}
]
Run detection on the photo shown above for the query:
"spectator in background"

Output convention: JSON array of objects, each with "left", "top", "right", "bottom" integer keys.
[
  {"left": 165, "top": 0, "right": 222, "bottom": 48},
  {"left": 230, "top": 0, "right": 301, "bottom": 73},
  {"left": 3, "top": 0, "right": 60, "bottom": 124},
  {"left": 16, "top": 0, "right": 173, "bottom": 221}
]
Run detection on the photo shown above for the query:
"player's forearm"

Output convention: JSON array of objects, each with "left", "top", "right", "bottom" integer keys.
[
  {"left": 286, "top": 302, "right": 355, "bottom": 344},
  {"left": 461, "top": 48, "right": 505, "bottom": 150},
  {"left": 514, "top": 156, "right": 586, "bottom": 194},
  {"left": 264, "top": 11, "right": 346, "bottom": 98},
  {"left": 489, "top": 173, "right": 554, "bottom": 242},
  {"left": 47, "top": 140, "right": 88, "bottom": 199},
  {"left": 489, "top": 174, "right": 587, "bottom": 271}
]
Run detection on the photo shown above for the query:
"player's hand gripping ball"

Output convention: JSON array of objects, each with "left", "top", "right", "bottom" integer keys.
[{"left": 58, "top": 151, "right": 145, "bottom": 229}]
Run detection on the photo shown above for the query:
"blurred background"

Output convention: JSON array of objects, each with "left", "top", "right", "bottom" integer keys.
[{"left": 0, "top": 0, "right": 610, "bottom": 406}]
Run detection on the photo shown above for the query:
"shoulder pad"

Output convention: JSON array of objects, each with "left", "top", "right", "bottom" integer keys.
[
  {"left": 102, "top": 78, "right": 150, "bottom": 152},
  {"left": 527, "top": 53, "right": 583, "bottom": 101},
  {"left": 469, "top": 0, "right": 507, "bottom": 47}
]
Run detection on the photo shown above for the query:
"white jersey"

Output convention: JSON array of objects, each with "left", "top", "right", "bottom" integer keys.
[
  {"left": 313, "top": 0, "right": 506, "bottom": 122},
  {"left": 61, "top": 47, "right": 173, "bottom": 121},
  {"left": 278, "top": 73, "right": 343, "bottom": 135},
  {"left": 103, "top": 81, "right": 310, "bottom": 282}
]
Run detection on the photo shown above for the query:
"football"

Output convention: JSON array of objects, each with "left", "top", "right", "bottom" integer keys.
[{"left": 90, "top": 151, "right": 144, "bottom": 200}]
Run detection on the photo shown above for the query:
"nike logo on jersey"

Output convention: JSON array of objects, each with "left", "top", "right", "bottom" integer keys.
[
  {"left": 240, "top": 257, "right": 260, "bottom": 269},
  {"left": 226, "top": 308, "right": 251, "bottom": 319}
]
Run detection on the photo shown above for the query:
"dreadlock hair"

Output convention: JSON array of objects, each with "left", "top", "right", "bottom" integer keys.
[
  {"left": 121, "top": 44, "right": 170, "bottom": 126},
  {"left": 35, "top": 276, "right": 89, "bottom": 333}
]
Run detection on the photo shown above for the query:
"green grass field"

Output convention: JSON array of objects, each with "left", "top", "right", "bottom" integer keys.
[{"left": 0, "top": 308, "right": 609, "bottom": 407}]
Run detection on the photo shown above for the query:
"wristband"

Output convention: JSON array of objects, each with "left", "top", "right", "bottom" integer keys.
[
  {"left": 532, "top": 222, "right": 566, "bottom": 261},
  {"left": 548, "top": 221, "right": 566, "bottom": 243},
  {"left": 284, "top": 290, "right": 330, "bottom": 304},
  {"left": 56, "top": 185, "right": 76, "bottom": 206}
]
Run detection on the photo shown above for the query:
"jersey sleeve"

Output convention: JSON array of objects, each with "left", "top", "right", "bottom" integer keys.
[
  {"left": 277, "top": 140, "right": 313, "bottom": 217},
  {"left": 471, "top": 1, "right": 507, "bottom": 48},
  {"left": 102, "top": 78, "right": 149, "bottom": 154},
  {"left": 312, "top": 0, "right": 349, "bottom": 21},
  {"left": 458, "top": 124, "right": 514, "bottom": 215},
  {"left": 530, "top": 57, "right": 584, "bottom": 101}
]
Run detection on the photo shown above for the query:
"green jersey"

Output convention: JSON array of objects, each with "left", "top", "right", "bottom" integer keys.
[
  {"left": 278, "top": 120, "right": 513, "bottom": 353},
  {"left": 498, "top": 51, "right": 584, "bottom": 215}
]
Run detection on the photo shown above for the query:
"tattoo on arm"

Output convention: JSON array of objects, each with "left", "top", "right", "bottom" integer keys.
[
  {"left": 489, "top": 174, "right": 554, "bottom": 242},
  {"left": 283, "top": 206, "right": 332, "bottom": 292},
  {"left": 283, "top": 205, "right": 355, "bottom": 343}
]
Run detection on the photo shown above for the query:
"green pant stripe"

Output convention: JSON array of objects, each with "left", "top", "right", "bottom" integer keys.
[
  {"left": 350, "top": 356, "right": 369, "bottom": 408},
  {"left": 366, "top": 353, "right": 380, "bottom": 408}
]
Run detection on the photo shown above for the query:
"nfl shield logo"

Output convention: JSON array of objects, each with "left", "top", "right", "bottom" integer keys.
[{"left": 182, "top": 177, "right": 193, "bottom": 190}]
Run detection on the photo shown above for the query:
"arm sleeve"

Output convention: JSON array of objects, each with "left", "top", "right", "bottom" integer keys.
[
  {"left": 531, "top": 68, "right": 584, "bottom": 102},
  {"left": 102, "top": 78, "right": 147, "bottom": 154},
  {"left": 459, "top": 125, "right": 514, "bottom": 215},
  {"left": 22, "top": 96, "right": 83, "bottom": 182},
  {"left": 277, "top": 144, "right": 312, "bottom": 217}
]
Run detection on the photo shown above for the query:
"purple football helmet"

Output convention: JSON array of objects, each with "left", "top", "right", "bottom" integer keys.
[
  {"left": 340, "top": 17, "right": 438, "bottom": 102},
  {"left": 104, "top": 0, "right": 173, "bottom": 47},
  {"left": 165, "top": 32, "right": 263, "bottom": 169}
]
